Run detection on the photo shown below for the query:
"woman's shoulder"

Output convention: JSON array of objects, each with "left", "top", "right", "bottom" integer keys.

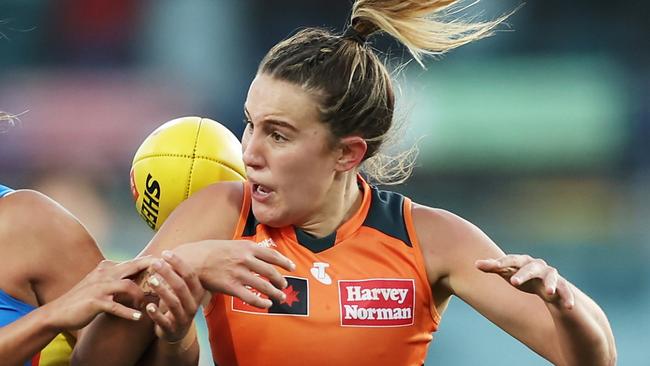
[
  {"left": 0, "top": 189, "right": 70, "bottom": 232},
  {"left": 0, "top": 190, "right": 100, "bottom": 282},
  {"left": 0, "top": 189, "right": 98, "bottom": 253},
  {"left": 409, "top": 202, "right": 497, "bottom": 270},
  {"left": 173, "top": 180, "right": 244, "bottom": 218},
  {"left": 0, "top": 190, "right": 103, "bottom": 304},
  {"left": 410, "top": 202, "right": 476, "bottom": 237},
  {"left": 154, "top": 181, "right": 245, "bottom": 240}
]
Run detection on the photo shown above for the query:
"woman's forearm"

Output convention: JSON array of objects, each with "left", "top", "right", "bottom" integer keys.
[
  {"left": 0, "top": 305, "right": 60, "bottom": 366},
  {"left": 71, "top": 313, "right": 156, "bottom": 366},
  {"left": 547, "top": 284, "right": 616, "bottom": 366},
  {"left": 138, "top": 322, "right": 200, "bottom": 366}
]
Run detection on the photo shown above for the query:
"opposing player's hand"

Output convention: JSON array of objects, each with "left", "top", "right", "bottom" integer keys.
[
  {"left": 47, "top": 257, "right": 154, "bottom": 331},
  {"left": 475, "top": 254, "right": 575, "bottom": 309},
  {"left": 143, "top": 251, "right": 205, "bottom": 343},
  {"left": 173, "top": 240, "right": 296, "bottom": 309}
]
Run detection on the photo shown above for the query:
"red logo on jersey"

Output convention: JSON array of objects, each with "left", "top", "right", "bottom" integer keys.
[
  {"left": 339, "top": 279, "right": 415, "bottom": 327},
  {"left": 232, "top": 276, "right": 309, "bottom": 316}
]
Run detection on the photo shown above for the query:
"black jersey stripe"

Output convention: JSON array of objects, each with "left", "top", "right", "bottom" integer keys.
[{"left": 363, "top": 187, "right": 412, "bottom": 247}]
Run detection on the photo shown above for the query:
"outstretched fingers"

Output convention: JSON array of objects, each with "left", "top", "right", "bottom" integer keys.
[
  {"left": 97, "top": 298, "right": 143, "bottom": 322},
  {"left": 87, "top": 280, "right": 143, "bottom": 323},
  {"left": 149, "top": 259, "right": 195, "bottom": 320},
  {"left": 476, "top": 254, "right": 541, "bottom": 279},
  {"left": 229, "top": 283, "right": 273, "bottom": 309},
  {"left": 161, "top": 250, "right": 204, "bottom": 299},
  {"left": 476, "top": 254, "right": 531, "bottom": 270},
  {"left": 253, "top": 246, "right": 295, "bottom": 272},
  {"left": 540, "top": 267, "right": 559, "bottom": 296},
  {"left": 555, "top": 277, "right": 575, "bottom": 309},
  {"left": 243, "top": 271, "right": 286, "bottom": 305},
  {"left": 509, "top": 259, "right": 548, "bottom": 286},
  {"left": 141, "top": 252, "right": 208, "bottom": 343},
  {"left": 244, "top": 253, "right": 289, "bottom": 292},
  {"left": 476, "top": 259, "right": 516, "bottom": 278},
  {"left": 476, "top": 254, "right": 575, "bottom": 308},
  {"left": 115, "top": 256, "right": 157, "bottom": 279},
  {"left": 184, "top": 240, "right": 297, "bottom": 310},
  {"left": 107, "top": 279, "right": 147, "bottom": 310},
  {"left": 145, "top": 301, "right": 180, "bottom": 339}
]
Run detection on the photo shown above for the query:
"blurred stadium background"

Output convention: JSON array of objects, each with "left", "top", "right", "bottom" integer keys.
[{"left": 0, "top": 1, "right": 647, "bottom": 365}]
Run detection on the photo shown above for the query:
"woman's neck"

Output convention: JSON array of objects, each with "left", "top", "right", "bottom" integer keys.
[{"left": 297, "top": 172, "right": 362, "bottom": 238}]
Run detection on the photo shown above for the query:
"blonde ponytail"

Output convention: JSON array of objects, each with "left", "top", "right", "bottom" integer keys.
[
  {"left": 258, "top": 1, "right": 512, "bottom": 184},
  {"left": 350, "top": 0, "right": 511, "bottom": 66}
]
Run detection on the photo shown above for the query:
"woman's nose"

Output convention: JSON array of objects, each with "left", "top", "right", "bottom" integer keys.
[{"left": 242, "top": 132, "right": 263, "bottom": 169}]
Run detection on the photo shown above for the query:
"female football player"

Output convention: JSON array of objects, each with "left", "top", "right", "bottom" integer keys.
[{"left": 74, "top": 1, "right": 617, "bottom": 365}]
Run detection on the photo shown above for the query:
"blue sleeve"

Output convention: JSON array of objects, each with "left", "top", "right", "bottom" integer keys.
[{"left": 0, "top": 184, "right": 14, "bottom": 198}]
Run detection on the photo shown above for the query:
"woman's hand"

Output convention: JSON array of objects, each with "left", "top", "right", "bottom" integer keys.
[
  {"left": 144, "top": 251, "right": 205, "bottom": 343},
  {"left": 47, "top": 257, "right": 154, "bottom": 331},
  {"left": 173, "top": 240, "right": 296, "bottom": 309},
  {"left": 475, "top": 254, "right": 575, "bottom": 309}
]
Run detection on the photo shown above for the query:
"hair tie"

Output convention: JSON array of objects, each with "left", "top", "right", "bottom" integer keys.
[{"left": 342, "top": 26, "right": 368, "bottom": 45}]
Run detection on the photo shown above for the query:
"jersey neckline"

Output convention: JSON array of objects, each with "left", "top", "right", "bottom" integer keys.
[{"left": 280, "top": 174, "right": 371, "bottom": 252}]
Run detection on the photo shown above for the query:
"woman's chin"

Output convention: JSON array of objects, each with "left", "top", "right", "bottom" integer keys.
[{"left": 251, "top": 204, "right": 286, "bottom": 228}]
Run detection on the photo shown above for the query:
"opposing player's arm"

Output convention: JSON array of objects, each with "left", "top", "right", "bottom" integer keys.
[
  {"left": 0, "top": 303, "right": 66, "bottom": 366},
  {"left": 138, "top": 180, "right": 293, "bottom": 306},
  {"left": 74, "top": 181, "right": 295, "bottom": 366},
  {"left": 71, "top": 181, "right": 244, "bottom": 366},
  {"left": 0, "top": 190, "right": 100, "bottom": 364},
  {"left": 412, "top": 204, "right": 616, "bottom": 366},
  {"left": 16, "top": 190, "right": 105, "bottom": 309}
]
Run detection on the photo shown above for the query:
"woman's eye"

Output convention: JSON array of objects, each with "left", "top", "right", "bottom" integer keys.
[
  {"left": 243, "top": 118, "right": 253, "bottom": 131},
  {"left": 271, "top": 131, "right": 287, "bottom": 142}
]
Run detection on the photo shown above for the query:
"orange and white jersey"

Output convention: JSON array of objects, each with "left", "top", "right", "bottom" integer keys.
[{"left": 204, "top": 176, "right": 440, "bottom": 366}]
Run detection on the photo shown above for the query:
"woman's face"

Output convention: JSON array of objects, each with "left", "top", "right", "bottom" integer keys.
[{"left": 242, "top": 74, "right": 340, "bottom": 227}]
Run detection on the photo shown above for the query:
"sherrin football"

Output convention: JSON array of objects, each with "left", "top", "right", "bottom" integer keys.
[{"left": 130, "top": 116, "right": 246, "bottom": 230}]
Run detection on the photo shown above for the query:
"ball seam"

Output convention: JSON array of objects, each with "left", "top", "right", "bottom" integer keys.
[
  {"left": 185, "top": 120, "right": 203, "bottom": 199},
  {"left": 133, "top": 154, "right": 245, "bottom": 178}
]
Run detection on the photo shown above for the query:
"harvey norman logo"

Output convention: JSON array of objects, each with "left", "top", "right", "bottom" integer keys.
[{"left": 338, "top": 279, "right": 415, "bottom": 327}]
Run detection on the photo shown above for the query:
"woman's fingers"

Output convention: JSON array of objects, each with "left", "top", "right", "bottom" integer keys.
[
  {"left": 245, "top": 251, "right": 289, "bottom": 291},
  {"left": 555, "top": 278, "right": 575, "bottom": 309},
  {"left": 476, "top": 254, "right": 575, "bottom": 308},
  {"left": 541, "top": 267, "right": 559, "bottom": 296},
  {"left": 173, "top": 240, "right": 296, "bottom": 309},
  {"left": 115, "top": 256, "right": 157, "bottom": 279},
  {"left": 145, "top": 302, "right": 175, "bottom": 335},
  {"left": 150, "top": 259, "right": 196, "bottom": 317},
  {"left": 146, "top": 280, "right": 192, "bottom": 332},
  {"left": 489, "top": 254, "right": 535, "bottom": 269},
  {"left": 161, "top": 250, "right": 204, "bottom": 299},
  {"left": 96, "top": 298, "right": 143, "bottom": 322},
  {"left": 230, "top": 284, "right": 273, "bottom": 309},
  {"left": 475, "top": 259, "right": 517, "bottom": 277},
  {"left": 474, "top": 258, "right": 498, "bottom": 270},
  {"left": 142, "top": 255, "right": 208, "bottom": 343},
  {"left": 107, "top": 279, "right": 146, "bottom": 308},
  {"left": 476, "top": 255, "right": 542, "bottom": 279},
  {"left": 241, "top": 272, "right": 286, "bottom": 304},
  {"left": 510, "top": 260, "right": 548, "bottom": 286},
  {"left": 253, "top": 246, "right": 296, "bottom": 273}
]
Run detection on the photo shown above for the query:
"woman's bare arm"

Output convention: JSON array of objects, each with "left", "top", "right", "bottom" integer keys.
[{"left": 413, "top": 204, "right": 616, "bottom": 366}]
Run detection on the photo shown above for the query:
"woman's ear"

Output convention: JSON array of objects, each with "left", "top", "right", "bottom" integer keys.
[{"left": 334, "top": 136, "right": 367, "bottom": 172}]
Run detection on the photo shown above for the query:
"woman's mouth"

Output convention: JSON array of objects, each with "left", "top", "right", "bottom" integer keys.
[{"left": 252, "top": 183, "right": 273, "bottom": 202}]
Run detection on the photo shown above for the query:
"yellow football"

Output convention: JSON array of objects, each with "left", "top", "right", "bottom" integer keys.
[{"left": 130, "top": 116, "right": 245, "bottom": 230}]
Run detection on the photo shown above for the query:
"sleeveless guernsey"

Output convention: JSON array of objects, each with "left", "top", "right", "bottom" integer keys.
[{"left": 204, "top": 176, "right": 440, "bottom": 366}]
